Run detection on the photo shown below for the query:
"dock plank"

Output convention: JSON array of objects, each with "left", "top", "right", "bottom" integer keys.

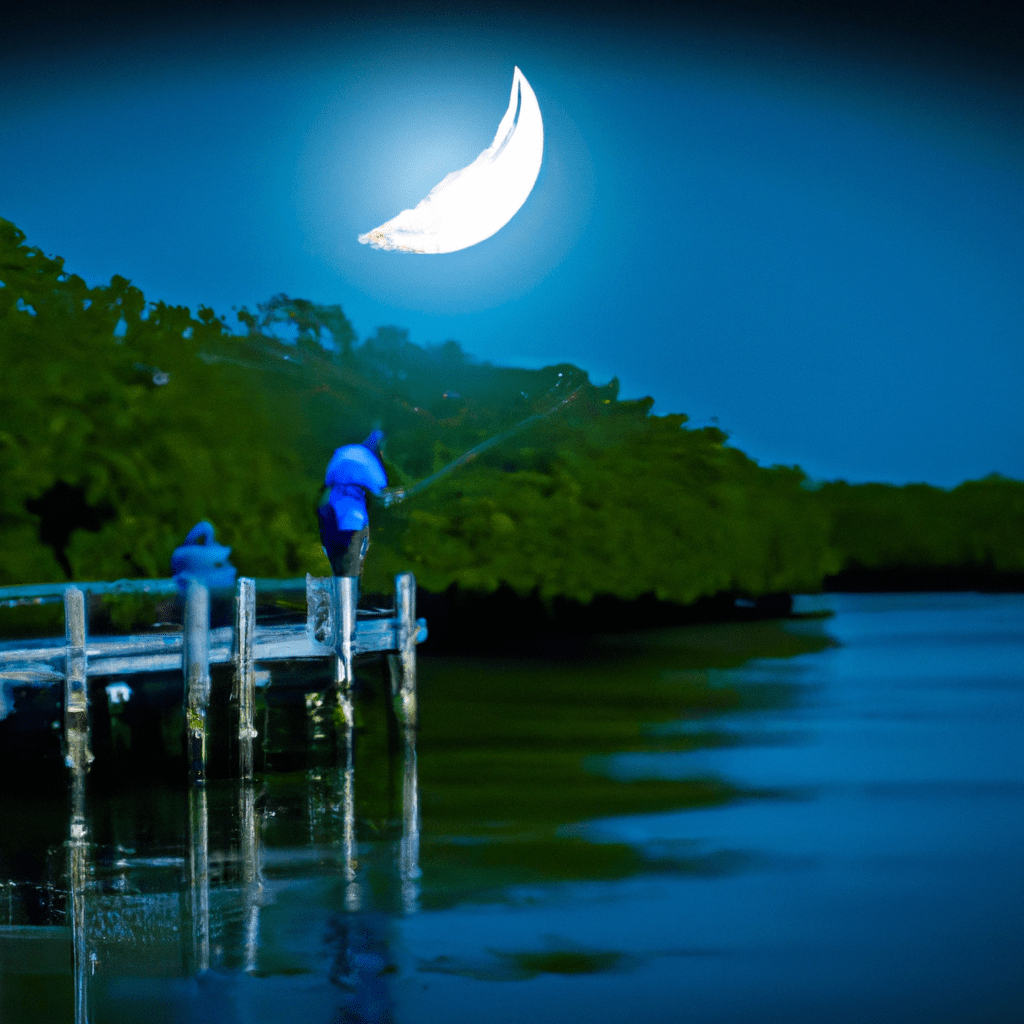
[{"left": 1, "top": 618, "right": 427, "bottom": 682}]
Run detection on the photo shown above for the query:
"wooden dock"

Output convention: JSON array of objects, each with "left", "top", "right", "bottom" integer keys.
[
  {"left": 0, "top": 572, "right": 427, "bottom": 782},
  {"left": 1, "top": 574, "right": 426, "bottom": 1019}
]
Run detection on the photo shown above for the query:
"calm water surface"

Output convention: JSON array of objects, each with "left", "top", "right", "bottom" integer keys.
[{"left": 1, "top": 592, "right": 1022, "bottom": 1022}]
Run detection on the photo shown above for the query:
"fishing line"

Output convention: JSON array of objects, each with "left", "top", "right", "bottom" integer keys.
[
  {"left": 233, "top": 330, "right": 589, "bottom": 504},
  {"left": 383, "top": 373, "right": 588, "bottom": 507}
]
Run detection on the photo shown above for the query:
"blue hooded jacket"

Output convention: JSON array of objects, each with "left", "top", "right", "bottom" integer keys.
[
  {"left": 170, "top": 521, "right": 238, "bottom": 593},
  {"left": 321, "top": 432, "right": 388, "bottom": 531}
]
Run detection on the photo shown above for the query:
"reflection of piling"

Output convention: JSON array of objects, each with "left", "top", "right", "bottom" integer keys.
[
  {"left": 186, "top": 786, "right": 210, "bottom": 973},
  {"left": 183, "top": 582, "right": 210, "bottom": 785},
  {"left": 238, "top": 782, "right": 261, "bottom": 972},
  {"left": 399, "top": 727, "right": 421, "bottom": 914},
  {"left": 304, "top": 573, "right": 362, "bottom": 905},
  {"left": 64, "top": 586, "right": 92, "bottom": 1024},
  {"left": 342, "top": 741, "right": 359, "bottom": 911},
  {"left": 68, "top": 821, "right": 90, "bottom": 1024},
  {"left": 232, "top": 577, "right": 257, "bottom": 780},
  {"left": 388, "top": 573, "right": 418, "bottom": 728}
]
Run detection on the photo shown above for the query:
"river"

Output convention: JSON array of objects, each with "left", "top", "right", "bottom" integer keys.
[{"left": 1, "top": 592, "right": 1022, "bottom": 1022}]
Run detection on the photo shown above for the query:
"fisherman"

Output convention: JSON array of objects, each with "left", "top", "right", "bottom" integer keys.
[
  {"left": 170, "top": 520, "right": 237, "bottom": 593},
  {"left": 170, "top": 520, "right": 238, "bottom": 626},
  {"left": 318, "top": 430, "right": 388, "bottom": 581}
]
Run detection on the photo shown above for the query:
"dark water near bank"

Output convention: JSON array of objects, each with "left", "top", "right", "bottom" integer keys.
[{"left": 1, "top": 593, "right": 1022, "bottom": 1022}]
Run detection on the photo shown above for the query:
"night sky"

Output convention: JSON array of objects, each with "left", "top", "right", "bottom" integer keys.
[{"left": 2, "top": 1, "right": 1022, "bottom": 486}]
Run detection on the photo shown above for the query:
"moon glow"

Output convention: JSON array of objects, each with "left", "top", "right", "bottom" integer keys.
[{"left": 358, "top": 67, "right": 544, "bottom": 254}]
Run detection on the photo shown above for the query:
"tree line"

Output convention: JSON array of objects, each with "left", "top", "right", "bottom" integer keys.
[{"left": 2, "top": 217, "right": 1022, "bottom": 610}]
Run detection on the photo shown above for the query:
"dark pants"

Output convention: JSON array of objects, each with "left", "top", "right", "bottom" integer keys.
[{"left": 318, "top": 505, "right": 370, "bottom": 577}]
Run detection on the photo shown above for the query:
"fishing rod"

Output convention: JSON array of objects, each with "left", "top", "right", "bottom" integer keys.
[{"left": 381, "top": 373, "right": 588, "bottom": 507}]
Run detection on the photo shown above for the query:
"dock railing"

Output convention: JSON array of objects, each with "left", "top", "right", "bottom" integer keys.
[{"left": 0, "top": 572, "right": 426, "bottom": 781}]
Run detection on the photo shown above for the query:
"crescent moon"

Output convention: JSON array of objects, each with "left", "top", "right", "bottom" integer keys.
[{"left": 358, "top": 67, "right": 544, "bottom": 255}]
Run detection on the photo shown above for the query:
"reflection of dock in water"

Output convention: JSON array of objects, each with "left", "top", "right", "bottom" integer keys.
[{"left": 0, "top": 574, "right": 425, "bottom": 1022}]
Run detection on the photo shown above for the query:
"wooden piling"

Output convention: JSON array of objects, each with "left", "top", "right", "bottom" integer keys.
[
  {"left": 6, "top": 573, "right": 426, "bottom": 779},
  {"left": 183, "top": 581, "right": 210, "bottom": 784},
  {"left": 232, "top": 577, "right": 257, "bottom": 781},
  {"left": 304, "top": 573, "right": 357, "bottom": 725},
  {"left": 334, "top": 576, "right": 358, "bottom": 724},
  {"left": 388, "top": 573, "right": 418, "bottom": 728},
  {"left": 334, "top": 576, "right": 359, "bottom": 904},
  {"left": 305, "top": 573, "right": 331, "bottom": 646},
  {"left": 63, "top": 587, "right": 92, "bottom": 775},
  {"left": 63, "top": 586, "right": 92, "bottom": 1024}
]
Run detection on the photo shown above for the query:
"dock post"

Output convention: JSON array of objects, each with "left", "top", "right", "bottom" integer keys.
[
  {"left": 333, "top": 576, "right": 358, "bottom": 723},
  {"left": 232, "top": 576, "right": 261, "bottom": 968},
  {"left": 64, "top": 586, "right": 93, "bottom": 777},
  {"left": 305, "top": 574, "right": 360, "bottom": 901},
  {"left": 333, "top": 576, "right": 359, "bottom": 907},
  {"left": 183, "top": 581, "right": 211, "bottom": 785},
  {"left": 305, "top": 573, "right": 355, "bottom": 721},
  {"left": 233, "top": 577, "right": 257, "bottom": 781},
  {"left": 63, "top": 586, "right": 92, "bottom": 1024},
  {"left": 306, "top": 573, "right": 330, "bottom": 645},
  {"left": 387, "top": 573, "right": 417, "bottom": 728}
]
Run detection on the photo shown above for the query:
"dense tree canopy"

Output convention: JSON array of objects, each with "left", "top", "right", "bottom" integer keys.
[
  {"left": 0, "top": 219, "right": 317, "bottom": 586},
  {"left": 816, "top": 476, "right": 1024, "bottom": 585},
  {"left": 1, "top": 217, "right": 1021, "bottom": 607}
]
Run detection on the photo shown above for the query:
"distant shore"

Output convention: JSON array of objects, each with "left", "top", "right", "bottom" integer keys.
[
  {"left": 822, "top": 566, "right": 1024, "bottom": 593},
  {"left": 411, "top": 573, "right": 1024, "bottom": 656}
]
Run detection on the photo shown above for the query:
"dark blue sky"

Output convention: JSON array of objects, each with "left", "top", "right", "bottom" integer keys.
[{"left": 3, "top": 2, "right": 1023, "bottom": 486}]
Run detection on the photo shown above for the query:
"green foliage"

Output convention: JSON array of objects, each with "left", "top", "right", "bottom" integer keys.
[
  {"left": 0, "top": 218, "right": 315, "bottom": 585},
  {"left": 366, "top": 397, "right": 839, "bottom": 603},
  {"left": 814, "top": 475, "right": 1024, "bottom": 576},
  {"left": 1, "top": 216, "right": 1020, "bottom": 606}
]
